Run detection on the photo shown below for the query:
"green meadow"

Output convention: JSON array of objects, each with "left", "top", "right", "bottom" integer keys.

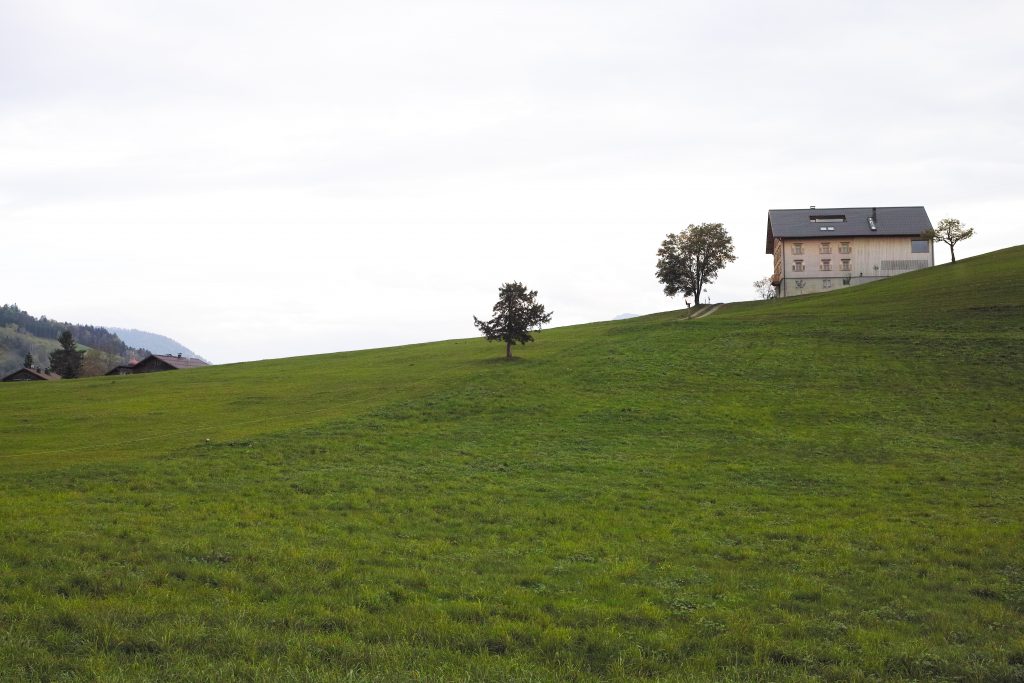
[{"left": 1, "top": 247, "right": 1022, "bottom": 681}]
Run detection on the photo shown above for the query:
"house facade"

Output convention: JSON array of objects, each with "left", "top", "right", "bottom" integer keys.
[{"left": 767, "top": 206, "right": 934, "bottom": 298}]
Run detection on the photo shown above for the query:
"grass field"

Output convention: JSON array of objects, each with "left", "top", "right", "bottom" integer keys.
[{"left": 1, "top": 246, "right": 1022, "bottom": 681}]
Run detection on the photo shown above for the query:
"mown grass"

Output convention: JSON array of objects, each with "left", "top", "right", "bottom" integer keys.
[{"left": 1, "top": 246, "right": 1022, "bottom": 681}]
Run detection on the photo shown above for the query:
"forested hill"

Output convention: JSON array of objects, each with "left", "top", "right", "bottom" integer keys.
[
  {"left": 107, "top": 327, "right": 202, "bottom": 361},
  {"left": 0, "top": 304, "right": 148, "bottom": 377}
]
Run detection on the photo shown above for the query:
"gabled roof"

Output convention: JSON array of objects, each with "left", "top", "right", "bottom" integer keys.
[
  {"left": 144, "top": 354, "right": 209, "bottom": 369},
  {"left": 766, "top": 206, "right": 932, "bottom": 253},
  {"left": 2, "top": 367, "right": 62, "bottom": 381}
]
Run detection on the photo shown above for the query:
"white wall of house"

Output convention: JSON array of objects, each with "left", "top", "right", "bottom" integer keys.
[{"left": 774, "top": 235, "right": 933, "bottom": 297}]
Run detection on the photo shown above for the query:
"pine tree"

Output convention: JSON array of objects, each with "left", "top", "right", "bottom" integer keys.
[
  {"left": 23, "top": 353, "right": 33, "bottom": 368},
  {"left": 473, "top": 282, "right": 553, "bottom": 360},
  {"left": 49, "top": 330, "right": 85, "bottom": 379}
]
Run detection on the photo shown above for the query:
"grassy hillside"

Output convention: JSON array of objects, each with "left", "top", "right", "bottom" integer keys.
[{"left": 1, "top": 246, "right": 1022, "bottom": 681}]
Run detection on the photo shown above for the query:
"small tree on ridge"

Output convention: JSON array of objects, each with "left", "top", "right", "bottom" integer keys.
[
  {"left": 922, "top": 217, "right": 974, "bottom": 263},
  {"left": 474, "top": 282, "right": 553, "bottom": 360},
  {"left": 753, "top": 276, "right": 775, "bottom": 300}
]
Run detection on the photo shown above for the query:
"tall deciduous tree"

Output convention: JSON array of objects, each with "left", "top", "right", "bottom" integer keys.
[
  {"left": 922, "top": 218, "right": 974, "bottom": 263},
  {"left": 49, "top": 330, "right": 85, "bottom": 379},
  {"left": 474, "top": 282, "right": 553, "bottom": 360},
  {"left": 656, "top": 223, "right": 736, "bottom": 305}
]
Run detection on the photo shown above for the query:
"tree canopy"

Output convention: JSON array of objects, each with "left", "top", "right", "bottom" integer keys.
[
  {"left": 923, "top": 218, "right": 975, "bottom": 263},
  {"left": 473, "top": 282, "right": 553, "bottom": 360},
  {"left": 656, "top": 223, "right": 736, "bottom": 305}
]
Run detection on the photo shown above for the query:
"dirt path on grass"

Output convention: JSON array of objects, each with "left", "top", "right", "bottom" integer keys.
[{"left": 688, "top": 303, "right": 722, "bottom": 320}]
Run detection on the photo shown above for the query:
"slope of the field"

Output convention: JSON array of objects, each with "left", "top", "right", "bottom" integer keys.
[{"left": 1, "top": 246, "right": 1022, "bottom": 681}]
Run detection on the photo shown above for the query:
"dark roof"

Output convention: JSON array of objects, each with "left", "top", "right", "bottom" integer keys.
[
  {"left": 2, "top": 367, "right": 62, "bottom": 381},
  {"left": 145, "top": 354, "right": 210, "bottom": 369},
  {"left": 766, "top": 206, "right": 932, "bottom": 253}
]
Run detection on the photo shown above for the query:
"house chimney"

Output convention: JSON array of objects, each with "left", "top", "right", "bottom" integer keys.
[
  {"left": 869, "top": 207, "right": 878, "bottom": 231},
  {"left": 177, "top": 353, "right": 182, "bottom": 358}
]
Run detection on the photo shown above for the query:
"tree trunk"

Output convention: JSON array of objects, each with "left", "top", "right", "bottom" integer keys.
[
  {"left": 950, "top": 243, "right": 956, "bottom": 263},
  {"left": 506, "top": 340, "right": 512, "bottom": 360}
]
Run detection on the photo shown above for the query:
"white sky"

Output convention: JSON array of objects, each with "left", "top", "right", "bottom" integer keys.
[{"left": 2, "top": 0, "right": 1022, "bottom": 363}]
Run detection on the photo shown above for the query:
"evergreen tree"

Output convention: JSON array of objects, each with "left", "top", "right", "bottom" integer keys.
[
  {"left": 23, "top": 353, "right": 33, "bottom": 368},
  {"left": 49, "top": 330, "right": 85, "bottom": 379},
  {"left": 473, "top": 282, "right": 553, "bottom": 360}
]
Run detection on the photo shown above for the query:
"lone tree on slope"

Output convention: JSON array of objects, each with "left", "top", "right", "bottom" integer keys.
[
  {"left": 922, "top": 217, "right": 975, "bottom": 263},
  {"left": 753, "top": 276, "right": 775, "bottom": 300},
  {"left": 656, "top": 223, "right": 736, "bottom": 306},
  {"left": 49, "top": 330, "right": 85, "bottom": 379},
  {"left": 474, "top": 282, "right": 553, "bottom": 360}
]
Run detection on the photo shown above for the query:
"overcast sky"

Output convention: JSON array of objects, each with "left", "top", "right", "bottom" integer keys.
[{"left": 2, "top": 1, "right": 1022, "bottom": 363}]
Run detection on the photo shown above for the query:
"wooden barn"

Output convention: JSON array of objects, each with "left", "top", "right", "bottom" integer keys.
[
  {"left": 124, "top": 353, "right": 209, "bottom": 374},
  {"left": 2, "top": 367, "right": 62, "bottom": 382}
]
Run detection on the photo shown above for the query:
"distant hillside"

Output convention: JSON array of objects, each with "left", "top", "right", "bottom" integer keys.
[
  {"left": 107, "top": 327, "right": 203, "bottom": 361},
  {"left": 0, "top": 304, "right": 144, "bottom": 377}
]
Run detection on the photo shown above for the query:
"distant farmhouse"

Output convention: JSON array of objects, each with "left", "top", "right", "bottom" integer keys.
[
  {"left": 767, "top": 206, "right": 934, "bottom": 298},
  {"left": 106, "top": 353, "right": 209, "bottom": 375},
  {"left": 2, "top": 367, "right": 62, "bottom": 382}
]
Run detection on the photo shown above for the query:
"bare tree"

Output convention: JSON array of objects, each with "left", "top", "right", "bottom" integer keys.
[{"left": 753, "top": 276, "right": 775, "bottom": 300}]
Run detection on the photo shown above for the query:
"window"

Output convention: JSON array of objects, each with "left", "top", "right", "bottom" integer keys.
[
  {"left": 821, "top": 259, "right": 831, "bottom": 271},
  {"left": 840, "top": 259, "right": 851, "bottom": 271},
  {"left": 839, "top": 242, "right": 851, "bottom": 254},
  {"left": 820, "top": 242, "right": 831, "bottom": 254},
  {"left": 911, "top": 239, "right": 930, "bottom": 253},
  {"left": 823, "top": 279, "right": 832, "bottom": 289},
  {"left": 810, "top": 215, "right": 846, "bottom": 222},
  {"left": 792, "top": 243, "right": 803, "bottom": 255},
  {"left": 793, "top": 260, "right": 804, "bottom": 272}
]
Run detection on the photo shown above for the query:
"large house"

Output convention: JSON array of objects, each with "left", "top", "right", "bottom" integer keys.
[{"left": 767, "top": 206, "right": 934, "bottom": 298}]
